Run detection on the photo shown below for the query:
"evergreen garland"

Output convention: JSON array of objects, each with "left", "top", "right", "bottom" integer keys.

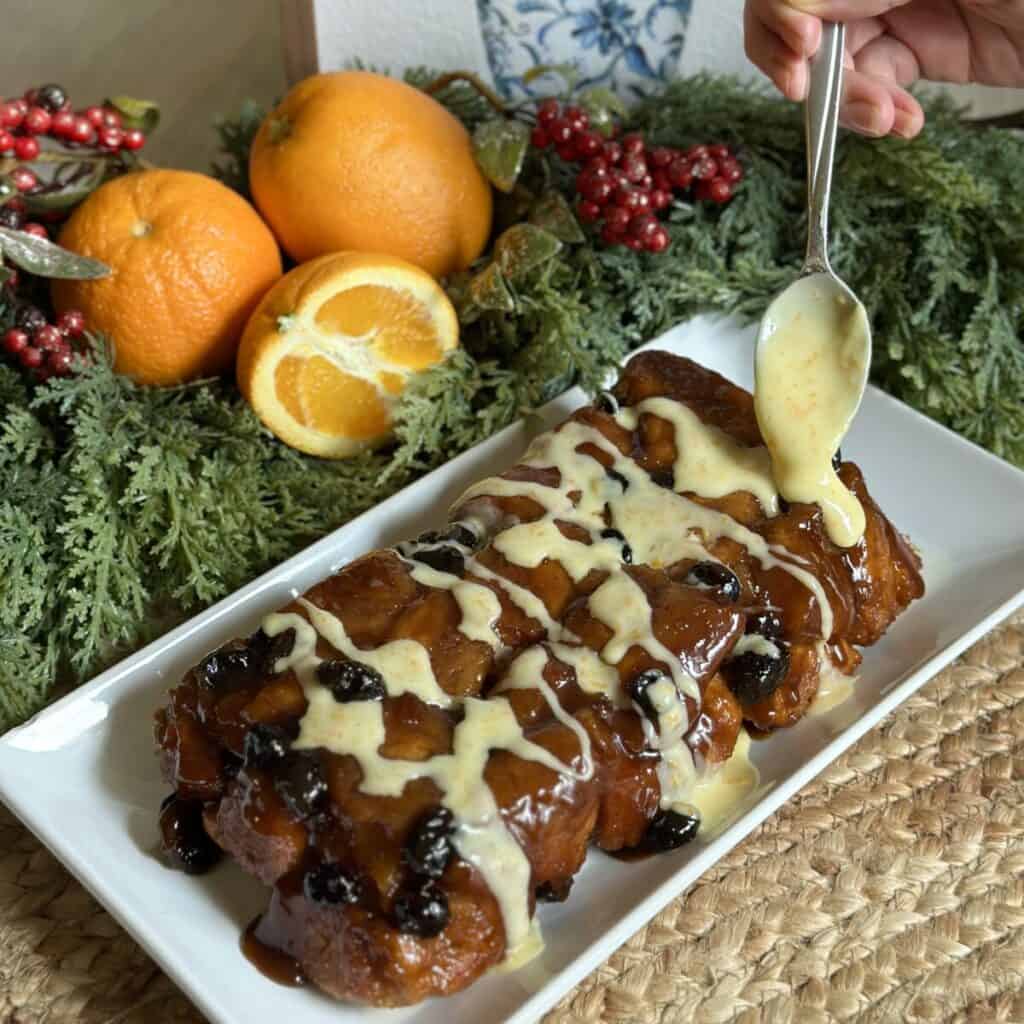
[{"left": 0, "top": 74, "right": 1020, "bottom": 731}]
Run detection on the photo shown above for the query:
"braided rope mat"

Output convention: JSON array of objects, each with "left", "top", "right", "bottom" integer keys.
[{"left": 0, "top": 613, "right": 1022, "bottom": 1024}]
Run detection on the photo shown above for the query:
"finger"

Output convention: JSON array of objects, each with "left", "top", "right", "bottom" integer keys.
[
  {"left": 885, "top": 2, "right": 1024, "bottom": 87},
  {"left": 845, "top": 17, "right": 887, "bottom": 57},
  {"left": 749, "top": 0, "right": 821, "bottom": 56},
  {"left": 853, "top": 33, "right": 921, "bottom": 86},
  {"left": 839, "top": 68, "right": 895, "bottom": 136},
  {"left": 744, "top": 3, "right": 810, "bottom": 99},
  {"left": 958, "top": 0, "right": 1024, "bottom": 32},
  {"left": 784, "top": 0, "right": 912, "bottom": 20},
  {"left": 840, "top": 68, "right": 924, "bottom": 138}
]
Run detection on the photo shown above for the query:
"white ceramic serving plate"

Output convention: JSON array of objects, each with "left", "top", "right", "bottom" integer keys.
[{"left": 1, "top": 315, "right": 1023, "bottom": 1024}]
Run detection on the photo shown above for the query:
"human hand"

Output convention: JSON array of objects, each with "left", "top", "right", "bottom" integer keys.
[{"left": 744, "top": 0, "right": 1024, "bottom": 138}]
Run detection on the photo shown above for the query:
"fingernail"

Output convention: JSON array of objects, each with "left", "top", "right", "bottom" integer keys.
[
  {"left": 783, "top": 63, "right": 808, "bottom": 102},
  {"left": 793, "top": 64, "right": 809, "bottom": 101},
  {"left": 842, "top": 101, "right": 886, "bottom": 138},
  {"left": 891, "top": 108, "right": 922, "bottom": 139}
]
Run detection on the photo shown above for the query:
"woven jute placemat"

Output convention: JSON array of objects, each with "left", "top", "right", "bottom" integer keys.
[{"left": 1, "top": 611, "right": 1022, "bottom": 1024}]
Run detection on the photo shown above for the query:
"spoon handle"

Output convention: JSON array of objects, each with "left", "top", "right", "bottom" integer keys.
[{"left": 804, "top": 21, "right": 846, "bottom": 274}]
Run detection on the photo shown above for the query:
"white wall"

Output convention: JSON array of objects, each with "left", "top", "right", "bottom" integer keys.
[{"left": 3, "top": 0, "right": 286, "bottom": 172}]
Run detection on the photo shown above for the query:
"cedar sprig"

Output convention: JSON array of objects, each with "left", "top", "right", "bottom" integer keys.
[{"left": 0, "top": 74, "right": 1022, "bottom": 731}]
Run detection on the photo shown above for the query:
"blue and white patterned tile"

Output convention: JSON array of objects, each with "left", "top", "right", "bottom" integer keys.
[{"left": 478, "top": 0, "right": 691, "bottom": 100}]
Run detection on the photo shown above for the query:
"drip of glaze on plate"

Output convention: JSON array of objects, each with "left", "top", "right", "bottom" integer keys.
[
  {"left": 242, "top": 916, "right": 306, "bottom": 987},
  {"left": 754, "top": 273, "right": 870, "bottom": 548},
  {"left": 686, "top": 729, "right": 762, "bottom": 836},
  {"left": 808, "top": 641, "right": 856, "bottom": 716}
]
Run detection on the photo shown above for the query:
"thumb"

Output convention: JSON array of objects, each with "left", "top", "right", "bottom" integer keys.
[{"left": 785, "top": 0, "right": 913, "bottom": 20}]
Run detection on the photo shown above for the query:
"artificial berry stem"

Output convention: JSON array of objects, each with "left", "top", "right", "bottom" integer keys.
[{"left": 421, "top": 71, "right": 508, "bottom": 114}]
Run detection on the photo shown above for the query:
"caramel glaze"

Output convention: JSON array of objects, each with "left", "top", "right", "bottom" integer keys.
[
  {"left": 154, "top": 352, "right": 924, "bottom": 1007},
  {"left": 242, "top": 916, "right": 306, "bottom": 987}
]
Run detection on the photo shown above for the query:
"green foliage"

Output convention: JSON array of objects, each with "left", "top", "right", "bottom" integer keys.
[
  {"left": 211, "top": 99, "right": 266, "bottom": 198},
  {"left": 1, "top": 74, "right": 1022, "bottom": 731},
  {"left": 626, "top": 77, "right": 1024, "bottom": 463}
]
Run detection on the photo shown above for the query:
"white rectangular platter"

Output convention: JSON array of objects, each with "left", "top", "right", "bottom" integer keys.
[{"left": 1, "top": 315, "right": 1023, "bottom": 1024}]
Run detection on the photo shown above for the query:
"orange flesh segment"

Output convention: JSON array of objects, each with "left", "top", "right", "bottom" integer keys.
[
  {"left": 314, "top": 284, "right": 443, "bottom": 369},
  {"left": 275, "top": 354, "right": 390, "bottom": 440}
]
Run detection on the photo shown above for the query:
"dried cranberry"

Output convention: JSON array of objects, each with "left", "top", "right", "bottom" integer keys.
[
  {"left": 317, "top": 658, "right": 386, "bottom": 703},
  {"left": 195, "top": 647, "right": 252, "bottom": 690},
  {"left": 274, "top": 753, "right": 328, "bottom": 818},
  {"left": 159, "top": 794, "right": 222, "bottom": 875},
  {"left": 536, "top": 877, "right": 574, "bottom": 902},
  {"left": 599, "top": 527, "right": 632, "bottom": 564},
  {"left": 303, "top": 862, "right": 368, "bottom": 905},
  {"left": 411, "top": 544, "right": 465, "bottom": 577},
  {"left": 605, "top": 466, "right": 629, "bottom": 491},
  {"left": 628, "top": 668, "right": 669, "bottom": 723},
  {"left": 723, "top": 644, "right": 791, "bottom": 706},
  {"left": 745, "top": 608, "right": 783, "bottom": 641},
  {"left": 392, "top": 879, "right": 449, "bottom": 937},
  {"left": 243, "top": 723, "right": 291, "bottom": 768},
  {"left": 249, "top": 626, "right": 295, "bottom": 673},
  {"left": 684, "top": 561, "right": 741, "bottom": 603},
  {"left": 640, "top": 808, "right": 700, "bottom": 851},
  {"left": 403, "top": 806, "right": 455, "bottom": 880},
  {"left": 441, "top": 521, "right": 480, "bottom": 548}
]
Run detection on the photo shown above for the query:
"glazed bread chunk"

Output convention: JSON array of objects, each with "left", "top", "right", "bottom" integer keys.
[{"left": 154, "top": 352, "right": 923, "bottom": 1006}]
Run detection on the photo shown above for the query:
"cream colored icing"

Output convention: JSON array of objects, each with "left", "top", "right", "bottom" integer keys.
[
  {"left": 629, "top": 396, "right": 779, "bottom": 513},
  {"left": 547, "top": 641, "right": 628, "bottom": 707},
  {"left": 732, "top": 633, "right": 781, "bottom": 659},
  {"left": 406, "top": 561, "right": 503, "bottom": 650},
  {"left": 755, "top": 273, "right": 869, "bottom": 548},
  {"left": 262, "top": 609, "right": 583, "bottom": 964},
  {"left": 632, "top": 675, "right": 698, "bottom": 811},
  {"left": 808, "top": 642, "right": 856, "bottom": 716},
  {"left": 261, "top": 365, "right": 846, "bottom": 968},
  {"left": 491, "top": 646, "right": 594, "bottom": 781},
  {"left": 588, "top": 573, "right": 700, "bottom": 705},
  {"left": 687, "top": 728, "right": 762, "bottom": 836}
]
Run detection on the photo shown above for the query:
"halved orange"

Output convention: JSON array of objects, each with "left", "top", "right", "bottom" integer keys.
[{"left": 236, "top": 252, "right": 459, "bottom": 457}]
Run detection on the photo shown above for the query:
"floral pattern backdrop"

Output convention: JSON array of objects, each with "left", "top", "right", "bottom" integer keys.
[{"left": 477, "top": 0, "right": 691, "bottom": 100}]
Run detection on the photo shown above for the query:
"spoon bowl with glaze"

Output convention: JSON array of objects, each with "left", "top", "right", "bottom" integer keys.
[{"left": 754, "top": 21, "right": 872, "bottom": 549}]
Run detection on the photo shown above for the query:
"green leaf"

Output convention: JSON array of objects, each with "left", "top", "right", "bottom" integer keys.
[
  {"left": 472, "top": 118, "right": 531, "bottom": 193},
  {"left": 469, "top": 263, "right": 515, "bottom": 312},
  {"left": 24, "top": 162, "right": 108, "bottom": 214},
  {"left": 522, "top": 63, "right": 580, "bottom": 92},
  {"left": 105, "top": 95, "right": 160, "bottom": 135},
  {"left": 577, "top": 87, "right": 627, "bottom": 137},
  {"left": 529, "top": 192, "right": 585, "bottom": 244},
  {"left": 494, "top": 223, "right": 563, "bottom": 280},
  {"left": 0, "top": 228, "right": 110, "bottom": 279}
]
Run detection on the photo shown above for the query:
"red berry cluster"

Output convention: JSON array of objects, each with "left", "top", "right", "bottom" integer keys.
[
  {"left": 530, "top": 98, "right": 743, "bottom": 253},
  {"left": 2, "top": 306, "right": 87, "bottom": 382},
  {"left": 0, "top": 84, "right": 146, "bottom": 160}
]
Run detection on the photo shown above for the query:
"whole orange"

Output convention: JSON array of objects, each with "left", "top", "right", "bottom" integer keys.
[
  {"left": 248, "top": 71, "right": 493, "bottom": 278},
  {"left": 52, "top": 169, "right": 282, "bottom": 386}
]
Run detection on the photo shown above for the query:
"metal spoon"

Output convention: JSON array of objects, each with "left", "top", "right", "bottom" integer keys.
[{"left": 753, "top": 22, "right": 872, "bottom": 548}]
